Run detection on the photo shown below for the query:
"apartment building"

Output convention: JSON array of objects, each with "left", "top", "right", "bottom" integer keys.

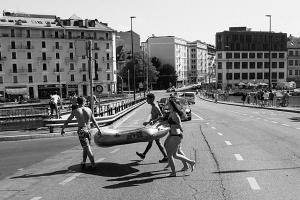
[
  {"left": 0, "top": 11, "right": 116, "bottom": 100},
  {"left": 287, "top": 35, "right": 300, "bottom": 87},
  {"left": 215, "top": 27, "right": 287, "bottom": 89}
]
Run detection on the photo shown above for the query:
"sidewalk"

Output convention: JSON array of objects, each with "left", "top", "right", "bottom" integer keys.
[{"left": 199, "top": 95, "right": 300, "bottom": 113}]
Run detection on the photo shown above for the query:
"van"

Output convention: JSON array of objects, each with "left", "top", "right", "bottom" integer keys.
[{"left": 181, "top": 92, "right": 196, "bottom": 104}]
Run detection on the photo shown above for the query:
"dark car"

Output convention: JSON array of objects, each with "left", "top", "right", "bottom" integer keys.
[{"left": 160, "top": 97, "right": 192, "bottom": 121}]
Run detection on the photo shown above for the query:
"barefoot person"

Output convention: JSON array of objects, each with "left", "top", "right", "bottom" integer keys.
[
  {"left": 136, "top": 93, "right": 168, "bottom": 163},
  {"left": 164, "top": 99, "right": 195, "bottom": 177},
  {"left": 61, "top": 96, "right": 102, "bottom": 168}
]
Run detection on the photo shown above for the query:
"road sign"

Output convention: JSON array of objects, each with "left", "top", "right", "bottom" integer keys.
[{"left": 95, "top": 85, "right": 103, "bottom": 93}]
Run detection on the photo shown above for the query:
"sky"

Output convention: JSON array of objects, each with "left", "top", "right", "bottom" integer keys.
[{"left": 1, "top": 0, "right": 300, "bottom": 45}]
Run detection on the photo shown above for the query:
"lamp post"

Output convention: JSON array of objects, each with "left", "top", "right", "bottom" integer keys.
[
  {"left": 266, "top": 14, "right": 272, "bottom": 90},
  {"left": 130, "top": 16, "right": 136, "bottom": 100}
]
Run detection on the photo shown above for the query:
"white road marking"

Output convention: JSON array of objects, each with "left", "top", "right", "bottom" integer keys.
[
  {"left": 247, "top": 177, "right": 261, "bottom": 190},
  {"left": 271, "top": 121, "right": 278, "bottom": 124},
  {"left": 217, "top": 132, "right": 223, "bottom": 136},
  {"left": 112, "top": 110, "right": 137, "bottom": 128},
  {"left": 30, "top": 197, "right": 42, "bottom": 200},
  {"left": 225, "top": 141, "right": 232, "bottom": 146},
  {"left": 96, "top": 158, "right": 106, "bottom": 162},
  {"left": 206, "top": 122, "right": 210, "bottom": 125},
  {"left": 59, "top": 173, "right": 82, "bottom": 185},
  {"left": 191, "top": 112, "right": 204, "bottom": 120},
  {"left": 234, "top": 154, "right": 244, "bottom": 161},
  {"left": 110, "top": 148, "right": 120, "bottom": 154},
  {"left": 211, "top": 127, "right": 216, "bottom": 130},
  {"left": 296, "top": 128, "right": 300, "bottom": 130},
  {"left": 281, "top": 124, "right": 290, "bottom": 127},
  {"left": 17, "top": 168, "right": 24, "bottom": 171}
]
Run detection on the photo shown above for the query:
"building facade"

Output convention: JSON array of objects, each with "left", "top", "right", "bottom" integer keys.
[
  {"left": 0, "top": 11, "right": 117, "bottom": 100},
  {"left": 215, "top": 27, "right": 287, "bottom": 89},
  {"left": 287, "top": 35, "right": 300, "bottom": 87}
]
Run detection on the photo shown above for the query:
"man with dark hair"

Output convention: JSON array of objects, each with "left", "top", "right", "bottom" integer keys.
[
  {"left": 61, "top": 96, "right": 102, "bottom": 169},
  {"left": 49, "top": 91, "right": 61, "bottom": 119},
  {"left": 136, "top": 93, "right": 168, "bottom": 163}
]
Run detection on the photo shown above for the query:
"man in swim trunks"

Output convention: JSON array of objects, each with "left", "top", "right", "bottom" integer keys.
[
  {"left": 136, "top": 93, "right": 168, "bottom": 163},
  {"left": 61, "top": 96, "right": 102, "bottom": 169}
]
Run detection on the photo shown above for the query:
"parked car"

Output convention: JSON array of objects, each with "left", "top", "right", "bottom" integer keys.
[
  {"left": 160, "top": 97, "right": 192, "bottom": 121},
  {"left": 180, "top": 92, "right": 196, "bottom": 104}
]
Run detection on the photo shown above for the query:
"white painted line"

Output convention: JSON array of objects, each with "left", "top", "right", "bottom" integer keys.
[
  {"left": 96, "top": 158, "right": 106, "bottom": 162},
  {"left": 30, "top": 197, "right": 42, "bottom": 200},
  {"left": 191, "top": 112, "right": 204, "bottom": 120},
  {"left": 281, "top": 124, "right": 290, "bottom": 127},
  {"left": 59, "top": 173, "right": 81, "bottom": 185},
  {"left": 17, "top": 168, "right": 24, "bottom": 171},
  {"left": 217, "top": 132, "right": 223, "bottom": 136},
  {"left": 211, "top": 127, "right": 216, "bottom": 130},
  {"left": 296, "top": 128, "right": 300, "bottom": 130},
  {"left": 225, "top": 141, "right": 232, "bottom": 146},
  {"left": 206, "top": 122, "right": 210, "bottom": 125},
  {"left": 234, "top": 154, "right": 244, "bottom": 161},
  {"left": 271, "top": 121, "right": 278, "bottom": 124},
  {"left": 110, "top": 148, "right": 120, "bottom": 154},
  {"left": 247, "top": 177, "right": 261, "bottom": 190}
]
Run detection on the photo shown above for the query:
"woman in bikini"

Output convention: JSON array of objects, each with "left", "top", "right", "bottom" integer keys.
[{"left": 164, "top": 99, "right": 195, "bottom": 177}]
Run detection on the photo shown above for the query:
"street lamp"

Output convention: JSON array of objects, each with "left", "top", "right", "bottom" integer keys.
[
  {"left": 266, "top": 14, "right": 272, "bottom": 90},
  {"left": 130, "top": 16, "right": 136, "bottom": 100}
]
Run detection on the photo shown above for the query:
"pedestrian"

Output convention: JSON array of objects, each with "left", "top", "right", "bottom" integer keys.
[
  {"left": 136, "top": 93, "right": 168, "bottom": 163},
  {"left": 269, "top": 91, "right": 275, "bottom": 107},
  {"left": 61, "top": 96, "right": 102, "bottom": 169},
  {"left": 163, "top": 99, "right": 195, "bottom": 177},
  {"left": 49, "top": 91, "right": 61, "bottom": 119},
  {"left": 69, "top": 92, "right": 78, "bottom": 110},
  {"left": 241, "top": 92, "right": 246, "bottom": 104}
]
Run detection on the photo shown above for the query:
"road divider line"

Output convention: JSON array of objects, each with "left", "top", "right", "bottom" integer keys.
[
  {"left": 96, "top": 158, "right": 106, "bottom": 163},
  {"left": 296, "top": 128, "right": 300, "bottom": 130},
  {"left": 110, "top": 148, "right": 120, "bottom": 154},
  {"left": 247, "top": 177, "right": 261, "bottom": 190},
  {"left": 271, "top": 121, "right": 278, "bottom": 123},
  {"left": 191, "top": 112, "right": 204, "bottom": 120},
  {"left": 217, "top": 132, "right": 223, "bottom": 136},
  {"left": 30, "top": 197, "right": 42, "bottom": 200},
  {"left": 59, "top": 173, "right": 81, "bottom": 185},
  {"left": 281, "top": 124, "right": 290, "bottom": 127},
  {"left": 205, "top": 122, "right": 210, "bottom": 125},
  {"left": 234, "top": 154, "right": 244, "bottom": 161},
  {"left": 225, "top": 141, "right": 232, "bottom": 146},
  {"left": 211, "top": 127, "right": 216, "bottom": 130}
]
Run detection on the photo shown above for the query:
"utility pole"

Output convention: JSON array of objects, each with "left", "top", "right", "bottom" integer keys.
[
  {"left": 128, "top": 69, "right": 130, "bottom": 94},
  {"left": 266, "top": 15, "right": 272, "bottom": 90},
  {"left": 88, "top": 40, "right": 94, "bottom": 115},
  {"left": 130, "top": 16, "right": 136, "bottom": 100}
]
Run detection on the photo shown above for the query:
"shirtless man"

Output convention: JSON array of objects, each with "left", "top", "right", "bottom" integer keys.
[
  {"left": 136, "top": 93, "right": 168, "bottom": 163},
  {"left": 61, "top": 96, "right": 102, "bottom": 168}
]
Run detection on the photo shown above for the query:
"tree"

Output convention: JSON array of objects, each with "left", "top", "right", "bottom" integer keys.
[
  {"left": 151, "top": 57, "right": 161, "bottom": 69},
  {"left": 156, "top": 64, "right": 177, "bottom": 89}
]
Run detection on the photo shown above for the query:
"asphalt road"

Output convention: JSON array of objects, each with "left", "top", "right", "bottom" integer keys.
[{"left": 0, "top": 91, "right": 299, "bottom": 200}]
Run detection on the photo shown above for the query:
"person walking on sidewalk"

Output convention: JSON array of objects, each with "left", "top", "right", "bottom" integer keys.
[
  {"left": 61, "top": 96, "right": 102, "bottom": 169},
  {"left": 49, "top": 91, "right": 61, "bottom": 119},
  {"left": 136, "top": 93, "right": 168, "bottom": 163}
]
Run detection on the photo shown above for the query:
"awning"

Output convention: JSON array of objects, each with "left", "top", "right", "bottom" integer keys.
[{"left": 6, "top": 88, "right": 28, "bottom": 95}]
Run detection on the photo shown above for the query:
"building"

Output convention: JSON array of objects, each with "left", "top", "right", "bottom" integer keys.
[
  {"left": 0, "top": 11, "right": 117, "bottom": 100},
  {"left": 287, "top": 35, "right": 300, "bottom": 87},
  {"left": 215, "top": 27, "right": 287, "bottom": 89}
]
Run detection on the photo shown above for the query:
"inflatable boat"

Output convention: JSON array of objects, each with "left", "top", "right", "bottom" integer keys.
[{"left": 94, "top": 123, "right": 170, "bottom": 147}]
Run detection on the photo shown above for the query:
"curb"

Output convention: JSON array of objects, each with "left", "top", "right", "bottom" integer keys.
[{"left": 199, "top": 96, "right": 300, "bottom": 114}]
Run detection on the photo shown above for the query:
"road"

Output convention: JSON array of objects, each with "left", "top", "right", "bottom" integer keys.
[{"left": 0, "top": 91, "right": 299, "bottom": 200}]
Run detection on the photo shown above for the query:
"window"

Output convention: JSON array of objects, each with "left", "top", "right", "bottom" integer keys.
[
  {"left": 272, "top": 61, "right": 277, "bottom": 68},
  {"left": 0, "top": 64, "right": 2, "bottom": 71},
  {"left": 0, "top": 76, "right": 3, "bottom": 84},
  {"left": 257, "top": 73, "right": 263, "bottom": 79},
  {"left": 264, "top": 62, "right": 269, "bottom": 68},
  {"left": 272, "top": 53, "right": 277, "bottom": 58},
  {"left": 217, "top": 53, "right": 222, "bottom": 59},
  {"left": 257, "top": 62, "right": 263, "bottom": 69},
  {"left": 42, "top": 52, "right": 46, "bottom": 60},
  {"left": 70, "top": 63, "right": 74, "bottom": 70},
  {"left": 71, "top": 74, "right": 75, "bottom": 82},
  {"left": 279, "top": 53, "right": 284, "bottom": 58},
  {"left": 226, "top": 73, "right": 232, "bottom": 80},
  {"left": 57, "top": 75, "right": 60, "bottom": 82},
  {"left": 249, "top": 73, "right": 255, "bottom": 79},
  {"left": 279, "top": 62, "right": 284, "bottom": 68},
  {"left": 55, "top": 31, "right": 58, "bottom": 38},
  {"left": 43, "top": 63, "right": 47, "bottom": 71},
  {"left": 94, "top": 43, "right": 98, "bottom": 50},
  {"left": 82, "top": 63, "right": 86, "bottom": 71},
  {"left": 106, "top": 43, "right": 109, "bottom": 49},
  {"left": 55, "top": 42, "right": 59, "bottom": 49},
  {"left": 43, "top": 75, "right": 47, "bottom": 82},
  {"left": 41, "top": 30, "right": 45, "bottom": 38},
  {"left": 106, "top": 53, "right": 110, "bottom": 60},
  {"left": 234, "top": 73, "right": 240, "bottom": 80},
  {"left": 288, "top": 60, "right": 293, "bottom": 66},
  {"left": 289, "top": 70, "right": 293, "bottom": 76},
  {"left": 242, "top": 62, "right": 248, "bottom": 69},
  {"left": 226, "top": 53, "right": 232, "bottom": 59},
  {"left": 264, "top": 53, "right": 269, "bottom": 59},
  {"left": 234, "top": 62, "right": 240, "bottom": 69},
  {"left": 107, "top": 63, "right": 110, "bottom": 70},
  {"left": 69, "top": 42, "right": 73, "bottom": 49},
  {"left": 95, "top": 53, "right": 98, "bottom": 59},
  {"left": 42, "top": 41, "right": 46, "bottom": 48},
  {"left": 12, "top": 52, "right": 16, "bottom": 59},
  {"left": 242, "top": 73, "right": 248, "bottom": 79},
  {"left": 107, "top": 74, "right": 110, "bottom": 80},
  {"left": 11, "top": 41, "right": 15, "bottom": 49},
  {"left": 83, "top": 74, "right": 86, "bottom": 81},
  {"left": 264, "top": 73, "right": 269, "bottom": 79},
  {"left": 11, "top": 29, "right": 15, "bottom": 37},
  {"left": 68, "top": 31, "right": 72, "bottom": 39},
  {"left": 13, "top": 76, "right": 18, "bottom": 83},
  {"left": 27, "top": 52, "right": 32, "bottom": 59},
  {"left": 106, "top": 33, "right": 109, "bottom": 40},
  {"left": 27, "top": 41, "right": 31, "bottom": 49},
  {"left": 278, "top": 72, "right": 284, "bottom": 79},
  {"left": 217, "top": 73, "right": 222, "bottom": 80},
  {"left": 234, "top": 53, "right": 240, "bottom": 59},
  {"left": 13, "top": 64, "right": 17, "bottom": 73},
  {"left": 29, "top": 76, "right": 33, "bottom": 83},
  {"left": 81, "top": 32, "right": 84, "bottom": 39},
  {"left": 242, "top": 53, "right": 248, "bottom": 59},
  {"left": 70, "top": 52, "right": 74, "bottom": 59},
  {"left": 26, "top": 30, "right": 30, "bottom": 38},
  {"left": 226, "top": 62, "right": 232, "bottom": 69},
  {"left": 257, "top": 53, "right": 263, "bottom": 58},
  {"left": 28, "top": 64, "right": 32, "bottom": 72},
  {"left": 56, "top": 63, "right": 60, "bottom": 72},
  {"left": 249, "top": 62, "right": 255, "bottom": 69},
  {"left": 289, "top": 50, "right": 293, "bottom": 56},
  {"left": 249, "top": 53, "right": 255, "bottom": 58},
  {"left": 295, "top": 60, "right": 299, "bottom": 66},
  {"left": 272, "top": 72, "right": 277, "bottom": 79},
  {"left": 218, "top": 62, "right": 222, "bottom": 69}
]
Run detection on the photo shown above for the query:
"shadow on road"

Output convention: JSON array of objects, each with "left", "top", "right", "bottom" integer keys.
[
  {"left": 213, "top": 166, "right": 300, "bottom": 174},
  {"left": 289, "top": 117, "right": 300, "bottom": 122},
  {"left": 10, "top": 169, "right": 70, "bottom": 179}
]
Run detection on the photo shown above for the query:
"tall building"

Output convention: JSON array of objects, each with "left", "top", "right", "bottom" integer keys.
[
  {"left": 215, "top": 27, "right": 287, "bottom": 89},
  {"left": 287, "top": 35, "right": 300, "bottom": 87},
  {"left": 0, "top": 11, "right": 117, "bottom": 100}
]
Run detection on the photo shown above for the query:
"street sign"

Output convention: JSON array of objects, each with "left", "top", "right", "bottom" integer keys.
[{"left": 95, "top": 85, "right": 103, "bottom": 93}]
